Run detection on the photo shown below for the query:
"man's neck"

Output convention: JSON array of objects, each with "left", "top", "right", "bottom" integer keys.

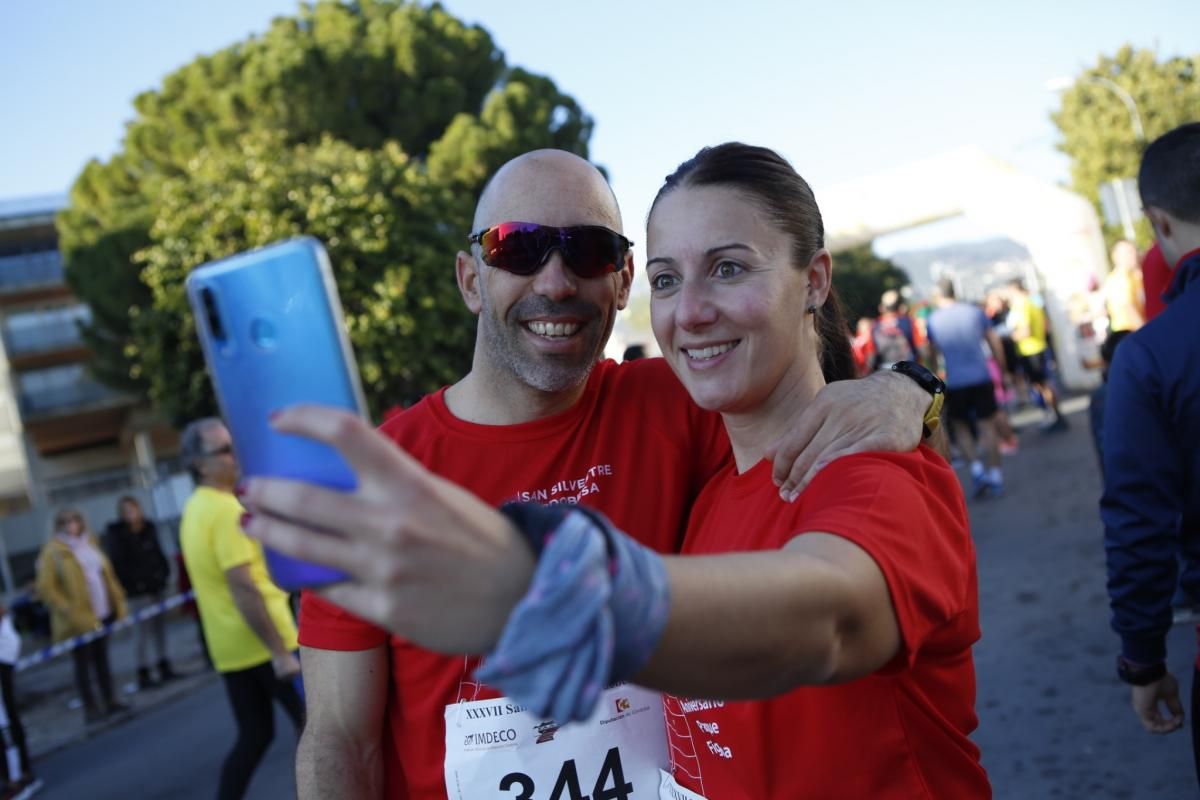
[
  {"left": 200, "top": 480, "right": 234, "bottom": 494},
  {"left": 445, "top": 365, "right": 590, "bottom": 425}
]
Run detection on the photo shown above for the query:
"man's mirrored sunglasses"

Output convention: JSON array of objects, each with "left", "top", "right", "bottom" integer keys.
[{"left": 468, "top": 222, "right": 632, "bottom": 278}]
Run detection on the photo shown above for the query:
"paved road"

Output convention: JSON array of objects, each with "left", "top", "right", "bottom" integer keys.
[
  {"left": 32, "top": 398, "right": 1200, "bottom": 798},
  {"left": 36, "top": 676, "right": 296, "bottom": 799},
  {"left": 971, "top": 399, "right": 1195, "bottom": 799}
]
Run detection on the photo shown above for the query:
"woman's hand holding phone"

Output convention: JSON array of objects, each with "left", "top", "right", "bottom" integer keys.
[{"left": 239, "top": 405, "right": 536, "bottom": 656}]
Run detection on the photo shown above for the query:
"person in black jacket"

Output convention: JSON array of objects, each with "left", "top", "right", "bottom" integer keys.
[{"left": 106, "top": 496, "right": 178, "bottom": 689}]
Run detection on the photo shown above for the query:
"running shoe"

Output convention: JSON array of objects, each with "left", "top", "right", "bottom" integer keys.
[{"left": 972, "top": 476, "right": 1004, "bottom": 500}]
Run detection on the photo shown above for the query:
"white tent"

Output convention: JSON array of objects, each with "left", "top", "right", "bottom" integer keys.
[{"left": 820, "top": 147, "right": 1108, "bottom": 391}]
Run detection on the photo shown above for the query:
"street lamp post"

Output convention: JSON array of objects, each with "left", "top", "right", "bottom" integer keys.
[
  {"left": 1046, "top": 75, "right": 1145, "bottom": 142},
  {"left": 1047, "top": 75, "right": 1146, "bottom": 240}
]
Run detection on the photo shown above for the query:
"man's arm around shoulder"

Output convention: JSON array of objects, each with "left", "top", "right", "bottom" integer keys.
[{"left": 296, "top": 644, "right": 389, "bottom": 799}]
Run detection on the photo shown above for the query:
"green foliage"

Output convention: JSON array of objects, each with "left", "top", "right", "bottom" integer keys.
[
  {"left": 1050, "top": 45, "right": 1200, "bottom": 248},
  {"left": 832, "top": 244, "right": 911, "bottom": 326},
  {"left": 56, "top": 0, "right": 595, "bottom": 424},
  {"left": 135, "top": 132, "right": 472, "bottom": 422}
]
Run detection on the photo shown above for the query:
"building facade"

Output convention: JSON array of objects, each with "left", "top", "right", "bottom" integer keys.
[{"left": 0, "top": 195, "right": 181, "bottom": 593}]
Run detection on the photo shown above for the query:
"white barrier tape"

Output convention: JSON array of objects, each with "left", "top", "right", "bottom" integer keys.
[
  {"left": 15, "top": 590, "right": 195, "bottom": 672},
  {"left": 1174, "top": 606, "right": 1200, "bottom": 626}
]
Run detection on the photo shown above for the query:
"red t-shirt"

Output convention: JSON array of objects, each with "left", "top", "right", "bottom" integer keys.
[
  {"left": 668, "top": 448, "right": 990, "bottom": 799},
  {"left": 1142, "top": 242, "right": 1171, "bottom": 322},
  {"left": 299, "top": 358, "right": 730, "bottom": 799}
]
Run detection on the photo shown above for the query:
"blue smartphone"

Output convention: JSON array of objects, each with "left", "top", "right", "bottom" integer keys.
[{"left": 186, "top": 237, "right": 369, "bottom": 590}]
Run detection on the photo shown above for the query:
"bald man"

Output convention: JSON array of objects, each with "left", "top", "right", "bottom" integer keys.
[{"left": 295, "top": 150, "right": 935, "bottom": 798}]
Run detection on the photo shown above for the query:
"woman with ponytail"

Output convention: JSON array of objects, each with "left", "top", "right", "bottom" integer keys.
[{"left": 635, "top": 142, "right": 987, "bottom": 798}]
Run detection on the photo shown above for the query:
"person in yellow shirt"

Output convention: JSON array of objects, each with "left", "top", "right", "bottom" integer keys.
[
  {"left": 1103, "top": 240, "right": 1147, "bottom": 333},
  {"left": 179, "top": 418, "right": 302, "bottom": 800},
  {"left": 1007, "top": 279, "right": 1068, "bottom": 431}
]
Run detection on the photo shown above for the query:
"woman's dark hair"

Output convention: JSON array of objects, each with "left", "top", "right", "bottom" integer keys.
[{"left": 649, "top": 143, "right": 856, "bottom": 382}]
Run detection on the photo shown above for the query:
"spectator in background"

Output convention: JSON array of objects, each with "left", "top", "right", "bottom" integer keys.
[
  {"left": 1008, "top": 279, "right": 1068, "bottom": 431},
  {"left": 106, "top": 496, "right": 178, "bottom": 690},
  {"left": 0, "top": 600, "right": 38, "bottom": 800},
  {"left": 1142, "top": 242, "right": 1172, "bottom": 322},
  {"left": 34, "top": 509, "right": 128, "bottom": 724},
  {"left": 622, "top": 343, "right": 646, "bottom": 361},
  {"left": 178, "top": 418, "right": 303, "bottom": 800},
  {"left": 1103, "top": 240, "right": 1147, "bottom": 333},
  {"left": 175, "top": 550, "right": 211, "bottom": 670},
  {"left": 926, "top": 279, "right": 1008, "bottom": 498},
  {"left": 871, "top": 289, "right": 919, "bottom": 369},
  {"left": 985, "top": 291, "right": 1019, "bottom": 384},
  {"left": 851, "top": 317, "right": 876, "bottom": 377},
  {"left": 1088, "top": 330, "right": 1131, "bottom": 476},
  {"left": 984, "top": 290, "right": 1021, "bottom": 453},
  {"left": 1102, "top": 122, "right": 1200, "bottom": 783}
]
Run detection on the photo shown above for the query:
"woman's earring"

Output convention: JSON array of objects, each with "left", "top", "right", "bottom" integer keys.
[{"left": 806, "top": 304, "right": 817, "bottom": 314}]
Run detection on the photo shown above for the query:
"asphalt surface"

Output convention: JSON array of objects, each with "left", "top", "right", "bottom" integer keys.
[
  {"left": 971, "top": 397, "right": 1195, "bottom": 799},
  {"left": 25, "top": 396, "right": 1200, "bottom": 798},
  {"left": 35, "top": 677, "right": 296, "bottom": 799}
]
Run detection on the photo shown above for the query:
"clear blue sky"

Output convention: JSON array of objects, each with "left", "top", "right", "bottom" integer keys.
[{"left": 0, "top": 0, "right": 1193, "bottom": 254}]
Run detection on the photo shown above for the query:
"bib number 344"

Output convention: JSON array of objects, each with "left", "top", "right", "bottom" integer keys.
[{"left": 500, "top": 747, "right": 633, "bottom": 800}]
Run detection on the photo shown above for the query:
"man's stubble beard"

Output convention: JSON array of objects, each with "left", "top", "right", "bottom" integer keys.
[{"left": 477, "top": 280, "right": 614, "bottom": 395}]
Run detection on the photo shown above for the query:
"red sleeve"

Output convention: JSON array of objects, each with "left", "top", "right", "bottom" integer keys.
[
  {"left": 795, "top": 447, "right": 976, "bottom": 667},
  {"left": 298, "top": 590, "right": 389, "bottom": 651}
]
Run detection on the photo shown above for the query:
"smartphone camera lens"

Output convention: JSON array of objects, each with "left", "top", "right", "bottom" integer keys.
[{"left": 201, "top": 287, "right": 226, "bottom": 341}]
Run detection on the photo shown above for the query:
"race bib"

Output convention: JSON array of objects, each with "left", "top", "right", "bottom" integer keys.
[
  {"left": 658, "top": 770, "right": 709, "bottom": 800},
  {"left": 444, "top": 685, "right": 668, "bottom": 800}
]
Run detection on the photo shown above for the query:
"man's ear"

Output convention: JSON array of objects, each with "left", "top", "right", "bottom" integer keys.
[
  {"left": 615, "top": 249, "right": 634, "bottom": 311},
  {"left": 456, "top": 251, "right": 483, "bottom": 315},
  {"left": 1144, "top": 206, "right": 1173, "bottom": 242}
]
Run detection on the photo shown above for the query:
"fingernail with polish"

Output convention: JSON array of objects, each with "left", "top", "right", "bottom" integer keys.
[{"left": 234, "top": 482, "right": 247, "bottom": 498}]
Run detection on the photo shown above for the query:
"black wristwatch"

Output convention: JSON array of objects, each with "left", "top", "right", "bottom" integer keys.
[
  {"left": 890, "top": 361, "right": 946, "bottom": 439},
  {"left": 1116, "top": 655, "right": 1167, "bottom": 686}
]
